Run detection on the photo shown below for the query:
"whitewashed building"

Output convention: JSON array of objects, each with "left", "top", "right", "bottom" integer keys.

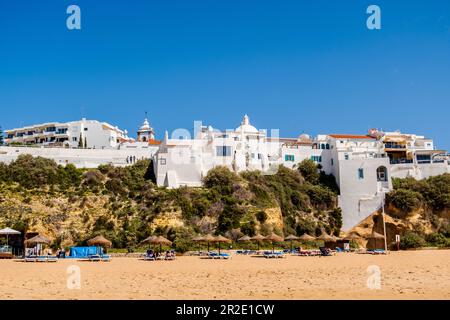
[
  {"left": 0, "top": 117, "right": 160, "bottom": 168},
  {"left": 4, "top": 118, "right": 134, "bottom": 149},
  {"left": 153, "top": 115, "right": 449, "bottom": 231}
]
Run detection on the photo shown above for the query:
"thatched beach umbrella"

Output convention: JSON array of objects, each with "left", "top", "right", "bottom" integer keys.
[
  {"left": 238, "top": 235, "right": 251, "bottom": 250},
  {"left": 214, "top": 235, "right": 231, "bottom": 255},
  {"left": 203, "top": 234, "right": 216, "bottom": 253},
  {"left": 250, "top": 234, "right": 265, "bottom": 251},
  {"left": 144, "top": 236, "right": 172, "bottom": 254},
  {"left": 317, "top": 232, "right": 334, "bottom": 242},
  {"left": 299, "top": 233, "right": 316, "bottom": 242},
  {"left": 285, "top": 234, "right": 299, "bottom": 252},
  {"left": 87, "top": 235, "right": 112, "bottom": 247},
  {"left": 264, "top": 233, "right": 284, "bottom": 253},
  {"left": 192, "top": 235, "right": 204, "bottom": 252},
  {"left": 87, "top": 235, "right": 112, "bottom": 255},
  {"left": 367, "top": 231, "right": 385, "bottom": 250},
  {"left": 24, "top": 235, "right": 51, "bottom": 256},
  {"left": 24, "top": 234, "right": 51, "bottom": 246}
]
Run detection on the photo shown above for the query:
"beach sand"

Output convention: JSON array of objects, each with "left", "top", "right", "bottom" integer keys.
[{"left": 0, "top": 250, "right": 449, "bottom": 300}]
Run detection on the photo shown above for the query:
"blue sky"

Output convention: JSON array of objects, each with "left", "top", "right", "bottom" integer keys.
[{"left": 0, "top": 1, "right": 449, "bottom": 149}]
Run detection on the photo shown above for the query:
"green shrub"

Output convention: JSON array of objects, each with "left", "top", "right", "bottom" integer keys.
[
  {"left": 425, "top": 232, "right": 447, "bottom": 246},
  {"left": 386, "top": 189, "right": 422, "bottom": 213},
  {"left": 298, "top": 159, "right": 319, "bottom": 184},
  {"left": 400, "top": 232, "right": 426, "bottom": 249}
]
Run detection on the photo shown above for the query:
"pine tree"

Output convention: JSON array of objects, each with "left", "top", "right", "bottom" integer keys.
[
  {"left": 84, "top": 137, "right": 87, "bottom": 149},
  {"left": 0, "top": 126, "right": 3, "bottom": 145}
]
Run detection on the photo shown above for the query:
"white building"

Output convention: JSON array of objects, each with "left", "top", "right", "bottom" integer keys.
[
  {"left": 153, "top": 116, "right": 449, "bottom": 231},
  {"left": 4, "top": 118, "right": 134, "bottom": 149},
  {"left": 0, "top": 117, "right": 160, "bottom": 168}
]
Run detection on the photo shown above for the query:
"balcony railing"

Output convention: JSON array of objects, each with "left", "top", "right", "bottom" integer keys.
[{"left": 390, "top": 158, "right": 413, "bottom": 165}]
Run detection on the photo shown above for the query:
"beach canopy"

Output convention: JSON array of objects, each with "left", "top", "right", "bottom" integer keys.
[
  {"left": 264, "top": 233, "right": 284, "bottom": 253},
  {"left": 299, "top": 233, "right": 316, "bottom": 241},
  {"left": 201, "top": 234, "right": 216, "bottom": 252},
  {"left": 285, "top": 234, "right": 299, "bottom": 251},
  {"left": 317, "top": 232, "right": 334, "bottom": 242},
  {"left": 250, "top": 234, "right": 266, "bottom": 251},
  {"left": 142, "top": 236, "right": 172, "bottom": 253},
  {"left": 192, "top": 235, "right": 204, "bottom": 242},
  {"left": 0, "top": 228, "right": 21, "bottom": 235},
  {"left": 264, "top": 233, "right": 284, "bottom": 242},
  {"left": 214, "top": 235, "right": 231, "bottom": 243},
  {"left": 24, "top": 235, "right": 51, "bottom": 247},
  {"left": 87, "top": 235, "right": 112, "bottom": 247},
  {"left": 0, "top": 228, "right": 21, "bottom": 247},
  {"left": 142, "top": 236, "right": 172, "bottom": 245},
  {"left": 214, "top": 235, "right": 231, "bottom": 255},
  {"left": 238, "top": 235, "right": 251, "bottom": 242},
  {"left": 250, "top": 234, "right": 266, "bottom": 241}
]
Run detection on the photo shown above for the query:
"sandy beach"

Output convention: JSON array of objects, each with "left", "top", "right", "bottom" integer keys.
[{"left": 0, "top": 250, "right": 449, "bottom": 300}]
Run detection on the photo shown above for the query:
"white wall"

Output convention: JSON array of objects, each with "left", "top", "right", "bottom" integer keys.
[{"left": 0, "top": 145, "right": 158, "bottom": 168}]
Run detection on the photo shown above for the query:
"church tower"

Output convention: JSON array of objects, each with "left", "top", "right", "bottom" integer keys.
[{"left": 137, "top": 113, "right": 155, "bottom": 142}]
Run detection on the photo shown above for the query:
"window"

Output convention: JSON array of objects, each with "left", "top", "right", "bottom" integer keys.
[
  {"left": 216, "top": 146, "right": 232, "bottom": 157},
  {"left": 258, "top": 153, "right": 263, "bottom": 160},
  {"left": 285, "top": 155, "right": 295, "bottom": 162},
  {"left": 344, "top": 154, "right": 349, "bottom": 160},
  {"left": 311, "top": 156, "right": 322, "bottom": 163},
  {"left": 326, "top": 144, "right": 330, "bottom": 149},
  {"left": 84, "top": 128, "right": 88, "bottom": 131},
  {"left": 331, "top": 158, "right": 334, "bottom": 166},
  {"left": 376, "top": 166, "right": 387, "bottom": 181},
  {"left": 159, "top": 158, "right": 166, "bottom": 165},
  {"left": 358, "top": 168, "right": 364, "bottom": 179},
  {"left": 72, "top": 137, "right": 77, "bottom": 142}
]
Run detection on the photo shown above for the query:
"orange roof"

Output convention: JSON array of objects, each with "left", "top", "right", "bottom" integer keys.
[
  {"left": 148, "top": 139, "right": 161, "bottom": 146},
  {"left": 328, "top": 134, "right": 374, "bottom": 140}
]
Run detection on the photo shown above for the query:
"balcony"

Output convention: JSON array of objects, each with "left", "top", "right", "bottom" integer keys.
[{"left": 390, "top": 158, "right": 413, "bottom": 165}]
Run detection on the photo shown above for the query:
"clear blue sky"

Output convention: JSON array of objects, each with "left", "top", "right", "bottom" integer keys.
[{"left": 1, "top": 1, "right": 449, "bottom": 149}]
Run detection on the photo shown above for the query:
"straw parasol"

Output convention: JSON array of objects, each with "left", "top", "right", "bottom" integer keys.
[
  {"left": 143, "top": 236, "right": 172, "bottom": 253},
  {"left": 24, "top": 235, "right": 51, "bottom": 256},
  {"left": 87, "top": 235, "right": 112, "bottom": 247},
  {"left": 24, "top": 235, "right": 51, "bottom": 246},
  {"left": 299, "top": 233, "right": 316, "bottom": 242},
  {"left": 264, "top": 233, "right": 284, "bottom": 253},
  {"left": 317, "top": 232, "right": 334, "bottom": 242},
  {"left": 87, "top": 235, "right": 112, "bottom": 255},
  {"left": 214, "top": 235, "right": 231, "bottom": 255},
  {"left": 0, "top": 227, "right": 21, "bottom": 247},
  {"left": 367, "top": 231, "right": 386, "bottom": 250},
  {"left": 285, "top": 234, "right": 299, "bottom": 252},
  {"left": 192, "top": 235, "right": 204, "bottom": 251},
  {"left": 203, "top": 234, "right": 216, "bottom": 253},
  {"left": 238, "top": 235, "right": 251, "bottom": 242},
  {"left": 238, "top": 235, "right": 251, "bottom": 250},
  {"left": 250, "top": 234, "right": 265, "bottom": 251}
]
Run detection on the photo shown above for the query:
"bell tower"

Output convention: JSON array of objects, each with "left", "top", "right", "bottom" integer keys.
[{"left": 137, "top": 112, "right": 155, "bottom": 142}]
